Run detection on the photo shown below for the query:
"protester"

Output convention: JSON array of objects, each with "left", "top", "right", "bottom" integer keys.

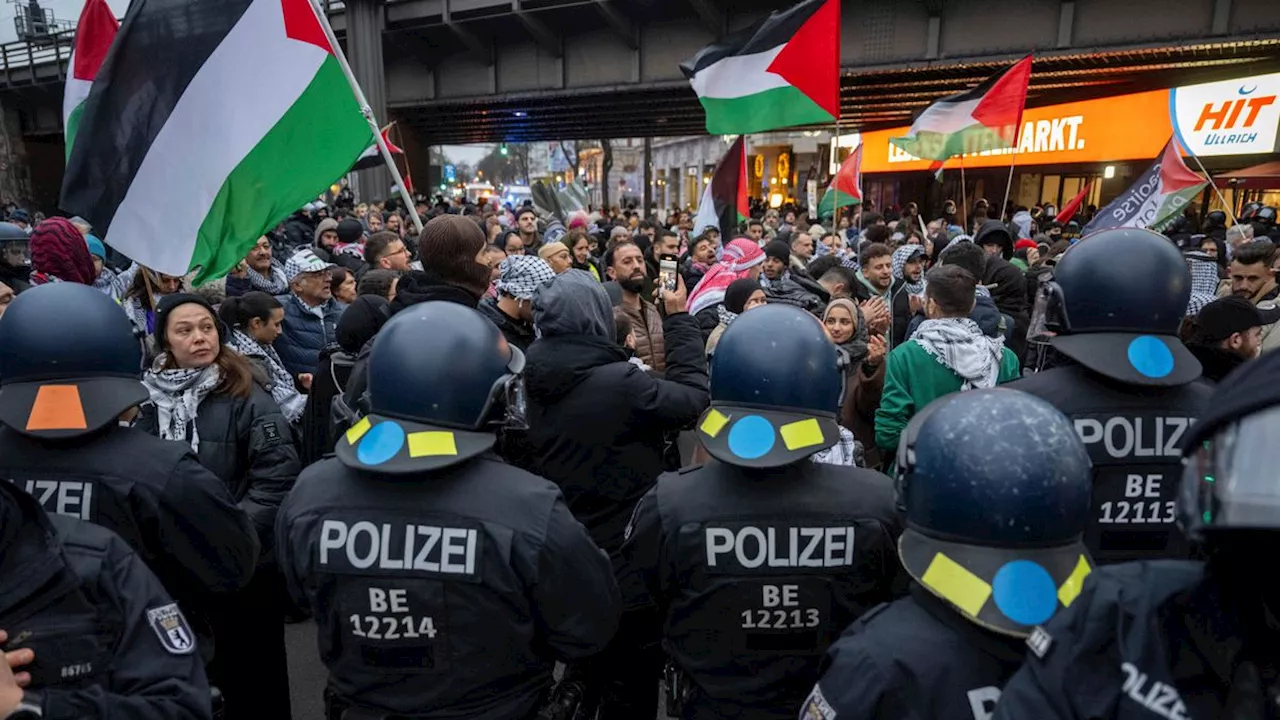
[
  {"left": 479, "top": 254, "right": 556, "bottom": 351},
  {"left": 687, "top": 237, "right": 766, "bottom": 338},
  {"left": 1181, "top": 295, "right": 1277, "bottom": 381},
  {"left": 221, "top": 291, "right": 307, "bottom": 423},
  {"left": 274, "top": 248, "right": 344, "bottom": 376},
  {"left": 705, "top": 277, "right": 766, "bottom": 355}
]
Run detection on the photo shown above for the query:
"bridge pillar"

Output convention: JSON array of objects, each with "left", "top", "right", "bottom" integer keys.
[
  {"left": 0, "top": 100, "right": 34, "bottom": 209},
  {"left": 345, "top": 0, "right": 392, "bottom": 204}
]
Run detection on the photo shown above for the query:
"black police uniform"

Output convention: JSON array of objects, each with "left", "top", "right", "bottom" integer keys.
[
  {"left": 623, "top": 305, "right": 905, "bottom": 720},
  {"left": 806, "top": 388, "right": 1096, "bottom": 720},
  {"left": 276, "top": 302, "right": 621, "bottom": 720},
  {"left": 0, "top": 481, "right": 211, "bottom": 719},
  {"left": 1009, "top": 228, "right": 1212, "bottom": 564},
  {"left": 0, "top": 284, "right": 260, "bottom": 619}
]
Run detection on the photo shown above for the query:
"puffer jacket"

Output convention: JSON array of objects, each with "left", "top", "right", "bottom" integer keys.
[
  {"left": 274, "top": 293, "right": 344, "bottom": 376},
  {"left": 619, "top": 298, "right": 666, "bottom": 373},
  {"left": 136, "top": 386, "right": 300, "bottom": 567}
]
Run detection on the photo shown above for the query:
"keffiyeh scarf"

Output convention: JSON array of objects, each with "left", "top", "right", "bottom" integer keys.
[
  {"left": 891, "top": 245, "right": 926, "bottom": 295},
  {"left": 913, "top": 317, "right": 1005, "bottom": 390},
  {"left": 142, "top": 358, "right": 222, "bottom": 452},
  {"left": 228, "top": 329, "right": 305, "bottom": 422},
  {"left": 687, "top": 239, "right": 767, "bottom": 316},
  {"left": 812, "top": 426, "right": 863, "bottom": 467},
  {"left": 247, "top": 263, "right": 289, "bottom": 295}
]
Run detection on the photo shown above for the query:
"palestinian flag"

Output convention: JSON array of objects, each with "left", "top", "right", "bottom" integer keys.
[
  {"left": 61, "top": 0, "right": 373, "bottom": 284},
  {"left": 890, "top": 55, "right": 1032, "bottom": 162},
  {"left": 681, "top": 0, "right": 840, "bottom": 135},
  {"left": 692, "top": 136, "right": 749, "bottom": 241},
  {"left": 63, "top": 0, "right": 119, "bottom": 160},
  {"left": 817, "top": 143, "right": 861, "bottom": 218},
  {"left": 1082, "top": 138, "right": 1207, "bottom": 236},
  {"left": 351, "top": 123, "right": 405, "bottom": 172}
]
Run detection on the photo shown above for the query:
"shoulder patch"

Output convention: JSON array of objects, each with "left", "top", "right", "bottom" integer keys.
[
  {"left": 1026, "top": 625, "right": 1053, "bottom": 659},
  {"left": 147, "top": 604, "right": 196, "bottom": 655},
  {"left": 801, "top": 684, "right": 837, "bottom": 720},
  {"left": 261, "top": 421, "right": 283, "bottom": 446}
]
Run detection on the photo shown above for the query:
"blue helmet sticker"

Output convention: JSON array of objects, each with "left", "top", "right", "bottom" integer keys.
[
  {"left": 991, "top": 560, "right": 1058, "bottom": 626},
  {"left": 357, "top": 421, "right": 406, "bottom": 466},
  {"left": 1127, "top": 335, "right": 1174, "bottom": 378},
  {"left": 727, "top": 415, "right": 776, "bottom": 460}
]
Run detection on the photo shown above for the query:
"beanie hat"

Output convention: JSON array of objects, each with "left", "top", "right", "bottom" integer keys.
[
  {"left": 153, "top": 293, "right": 224, "bottom": 352},
  {"left": 313, "top": 218, "right": 339, "bottom": 245},
  {"left": 724, "top": 278, "right": 763, "bottom": 314},
  {"left": 336, "top": 218, "right": 365, "bottom": 244},
  {"left": 417, "top": 215, "right": 492, "bottom": 300},
  {"left": 537, "top": 241, "right": 570, "bottom": 262},
  {"left": 764, "top": 240, "right": 791, "bottom": 265},
  {"left": 30, "top": 218, "right": 96, "bottom": 285},
  {"left": 1014, "top": 238, "right": 1039, "bottom": 252},
  {"left": 85, "top": 235, "right": 107, "bottom": 260}
]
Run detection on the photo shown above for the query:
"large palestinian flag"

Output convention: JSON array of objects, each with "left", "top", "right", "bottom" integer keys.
[
  {"left": 61, "top": 0, "right": 373, "bottom": 284},
  {"left": 817, "top": 143, "right": 861, "bottom": 218},
  {"left": 351, "top": 123, "right": 405, "bottom": 172},
  {"left": 890, "top": 55, "right": 1032, "bottom": 162},
  {"left": 692, "top": 136, "right": 749, "bottom": 241},
  {"left": 63, "top": 0, "right": 119, "bottom": 160},
  {"left": 1082, "top": 137, "right": 1207, "bottom": 236},
  {"left": 681, "top": 0, "right": 840, "bottom": 135}
]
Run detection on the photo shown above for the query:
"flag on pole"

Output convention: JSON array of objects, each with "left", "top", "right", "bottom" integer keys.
[
  {"left": 890, "top": 55, "right": 1032, "bottom": 162},
  {"left": 351, "top": 123, "right": 405, "bottom": 171},
  {"left": 1081, "top": 138, "right": 1207, "bottom": 236},
  {"left": 681, "top": 0, "right": 840, "bottom": 135},
  {"left": 1055, "top": 182, "right": 1092, "bottom": 224},
  {"left": 692, "top": 136, "right": 749, "bottom": 241},
  {"left": 817, "top": 143, "right": 861, "bottom": 218},
  {"left": 929, "top": 159, "right": 945, "bottom": 183},
  {"left": 61, "top": 0, "right": 374, "bottom": 284},
  {"left": 63, "top": 0, "right": 119, "bottom": 159}
]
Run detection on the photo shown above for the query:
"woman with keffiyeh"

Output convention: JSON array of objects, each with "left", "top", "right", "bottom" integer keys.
[
  {"left": 219, "top": 291, "right": 307, "bottom": 424},
  {"left": 686, "top": 237, "right": 766, "bottom": 340}
]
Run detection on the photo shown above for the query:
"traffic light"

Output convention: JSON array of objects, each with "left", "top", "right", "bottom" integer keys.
[{"left": 500, "top": 144, "right": 509, "bottom": 156}]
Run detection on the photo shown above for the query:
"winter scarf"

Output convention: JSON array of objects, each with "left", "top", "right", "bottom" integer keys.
[
  {"left": 228, "top": 329, "right": 304, "bottom": 422},
  {"left": 687, "top": 239, "right": 766, "bottom": 316},
  {"left": 1185, "top": 251, "right": 1220, "bottom": 315},
  {"left": 29, "top": 218, "right": 96, "bottom": 286},
  {"left": 247, "top": 262, "right": 289, "bottom": 295},
  {"left": 913, "top": 317, "right": 1005, "bottom": 390},
  {"left": 142, "top": 358, "right": 222, "bottom": 452},
  {"left": 812, "top": 425, "right": 863, "bottom": 467},
  {"left": 891, "top": 245, "right": 926, "bottom": 295},
  {"left": 93, "top": 267, "right": 126, "bottom": 301}
]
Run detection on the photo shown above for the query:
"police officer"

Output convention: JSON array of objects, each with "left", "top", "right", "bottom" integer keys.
[
  {"left": 994, "top": 347, "right": 1280, "bottom": 720},
  {"left": 0, "top": 284, "right": 259, "bottom": 628},
  {"left": 622, "top": 304, "right": 905, "bottom": 720},
  {"left": 0, "top": 221, "right": 30, "bottom": 294},
  {"left": 0, "top": 468, "right": 211, "bottom": 718},
  {"left": 1009, "top": 228, "right": 1212, "bottom": 564},
  {"left": 804, "top": 388, "right": 1094, "bottom": 720},
  {"left": 276, "top": 301, "right": 620, "bottom": 720}
]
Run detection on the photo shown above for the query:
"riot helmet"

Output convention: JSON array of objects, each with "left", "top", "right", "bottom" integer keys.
[
  {"left": 0, "top": 222, "right": 30, "bottom": 268},
  {"left": 1205, "top": 210, "right": 1227, "bottom": 229},
  {"left": 1179, "top": 349, "right": 1280, "bottom": 539},
  {"left": 335, "top": 301, "right": 525, "bottom": 474},
  {"left": 1031, "top": 227, "right": 1200, "bottom": 386},
  {"left": 896, "top": 388, "right": 1094, "bottom": 637},
  {"left": 1240, "top": 202, "right": 1262, "bottom": 221},
  {"left": 698, "top": 304, "right": 843, "bottom": 468},
  {"left": 1257, "top": 206, "right": 1277, "bottom": 227},
  {"left": 0, "top": 283, "right": 147, "bottom": 438}
]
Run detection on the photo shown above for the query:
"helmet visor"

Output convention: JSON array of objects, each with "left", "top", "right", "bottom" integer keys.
[
  {"left": 2, "top": 240, "right": 30, "bottom": 267},
  {"left": 1184, "top": 403, "right": 1280, "bottom": 531}
]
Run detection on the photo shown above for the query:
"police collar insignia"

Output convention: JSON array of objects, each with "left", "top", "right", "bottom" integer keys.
[
  {"left": 898, "top": 529, "right": 1094, "bottom": 637},
  {"left": 697, "top": 405, "right": 839, "bottom": 469},
  {"left": 336, "top": 413, "right": 496, "bottom": 474},
  {"left": 1026, "top": 626, "right": 1053, "bottom": 659},
  {"left": 146, "top": 603, "right": 196, "bottom": 655}
]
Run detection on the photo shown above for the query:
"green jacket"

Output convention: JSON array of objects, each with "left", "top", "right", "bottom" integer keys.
[{"left": 874, "top": 339, "right": 1021, "bottom": 457}]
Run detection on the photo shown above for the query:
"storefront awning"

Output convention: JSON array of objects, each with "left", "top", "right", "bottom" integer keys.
[{"left": 1217, "top": 161, "right": 1280, "bottom": 190}]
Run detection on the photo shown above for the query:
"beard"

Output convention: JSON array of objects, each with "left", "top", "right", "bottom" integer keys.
[{"left": 619, "top": 275, "right": 646, "bottom": 294}]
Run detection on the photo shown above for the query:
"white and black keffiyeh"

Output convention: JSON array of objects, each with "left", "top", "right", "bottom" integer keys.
[
  {"left": 891, "top": 245, "right": 926, "bottom": 295},
  {"left": 812, "top": 425, "right": 864, "bottom": 467},
  {"left": 142, "top": 358, "right": 222, "bottom": 452},
  {"left": 495, "top": 255, "right": 556, "bottom": 300},
  {"left": 912, "top": 317, "right": 1005, "bottom": 390},
  {"left": 247, "top": 263, "right": 289, "bottom": 295},
  {"left": 228, "top": 329, "right": 305, "bottom": 422}
]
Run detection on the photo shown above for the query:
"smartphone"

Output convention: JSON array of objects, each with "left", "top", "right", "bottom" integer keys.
[{"left": 659, "top": 255, "right": 679, "bottom": 293}]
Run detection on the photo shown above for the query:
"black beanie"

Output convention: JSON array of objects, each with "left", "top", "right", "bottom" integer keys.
[
  {"left": 764, "top": 240, "right": 791, "bottom": 265},
  {"left": 154, "top": 293, "right": 225, "bottom": 351},
  {"left": 724, "top": 278, "right": 763, "bottom": 314},
  {"left": 336, "top": 218, "right": 365, "bottom": 244}
]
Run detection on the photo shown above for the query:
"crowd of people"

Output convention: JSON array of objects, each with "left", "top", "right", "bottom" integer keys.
[{"left": 0, "top": 188, "right": 1277, "bottom": 720}]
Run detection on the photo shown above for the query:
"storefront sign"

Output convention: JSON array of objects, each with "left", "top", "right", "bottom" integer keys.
[{"left": 842, "top": 72, "right": 1280, "bottom": 174}]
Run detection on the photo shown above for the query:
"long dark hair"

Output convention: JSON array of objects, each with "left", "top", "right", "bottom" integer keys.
[
  {"left": 159, "top": 304, "right": 255, "bottom": 398},
  {"left": 219, "top": 291, "right": 281, "bottom": 330}
]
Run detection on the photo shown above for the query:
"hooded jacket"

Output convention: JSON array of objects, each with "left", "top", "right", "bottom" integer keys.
[
  {"left": 974, "top": 220, "right": 1029, "bottom": 358},
  {"left": 504, "top": 271, "right": 708, "bottom": 604}
]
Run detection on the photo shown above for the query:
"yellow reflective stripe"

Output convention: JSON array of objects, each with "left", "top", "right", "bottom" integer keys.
[
  {"left": 345, "top": 416, "right": 372, "bottom": 445},
  {"left": 700, "top": 409, "right": 731, "bottom": 438},
  {"left": 407, "top": 431, "right": 458, "bottom": 458},
  {"left": 1057, "top": 555, "right": 1092, "bottom": 607}
]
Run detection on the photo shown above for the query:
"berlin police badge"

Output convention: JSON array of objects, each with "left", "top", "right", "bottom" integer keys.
[{"left": 146, "top": 603, "right": 196, "bottom": 655}]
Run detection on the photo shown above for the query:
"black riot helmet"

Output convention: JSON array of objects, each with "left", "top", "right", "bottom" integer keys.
[
  {"left": 1031, "top": 227, "right": 1200, "bottom": 386},
  {"left": 896, "top": 388, "right": 1093, "bottom": 637},
  {"left": 1257, "top": 206, "right": 1277, "bottom": 227},
  {"left": 1240, "top": 202, "right": 1262, "bottom": 221},
  {"left": 1179, "top": 349, "right": 1280, "bottom": 540},
  {"left": 0, "top": 283, "right": 148, "bottom": 438},
  {"left": 699, "top": 303, "right": 844, "bottom": 468},
  {"left": 335, "top": 301, "right": 525, "bottom": 474},
  {"left": 0, "top": 222, "right": 30, "bottom": 267},
  {"left": 1205, "top": 210, "right": 1227, "bottom": 229}
]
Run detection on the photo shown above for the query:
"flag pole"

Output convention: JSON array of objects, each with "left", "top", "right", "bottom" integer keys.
[
  {"left": 1186, "top": 149, "right": 1237, "bottom": 227},
  {"left": 999, "top": 143, "right": 1020, "bottom": 223},
  {"left": 959, "top": 153, "right": 969, "bottom": 232},
  {"left": 306, "top": 0, "right": 423, "bottom": 235}
]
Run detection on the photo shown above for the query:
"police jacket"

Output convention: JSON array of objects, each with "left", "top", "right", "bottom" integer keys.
[
  {"left": 275, "top": 454, "right": 621, "bottom": 720},
  {"left": 993, "top": 560, "right": 1280, "bottom": 720},
  {"left": 137, "top": 386, "right": 300, "bottom": 567},
  {"left": 0, "top": 424, "right": 259, "bottom": 607},
  {"left": 807, "top": 584, "right": 1027, "bottom": 720},
  {"left": 1007, "top": 363, "right": 1212, "bottom": 564},
  {"left": 0, "top": 482, "right": 211, "bottom": 719},
  {"left": 272, "top": 292, "right": 344, "bottom": 376},
  {"left": 622, "top": 460, "right": 906, "bottom": 720}
]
